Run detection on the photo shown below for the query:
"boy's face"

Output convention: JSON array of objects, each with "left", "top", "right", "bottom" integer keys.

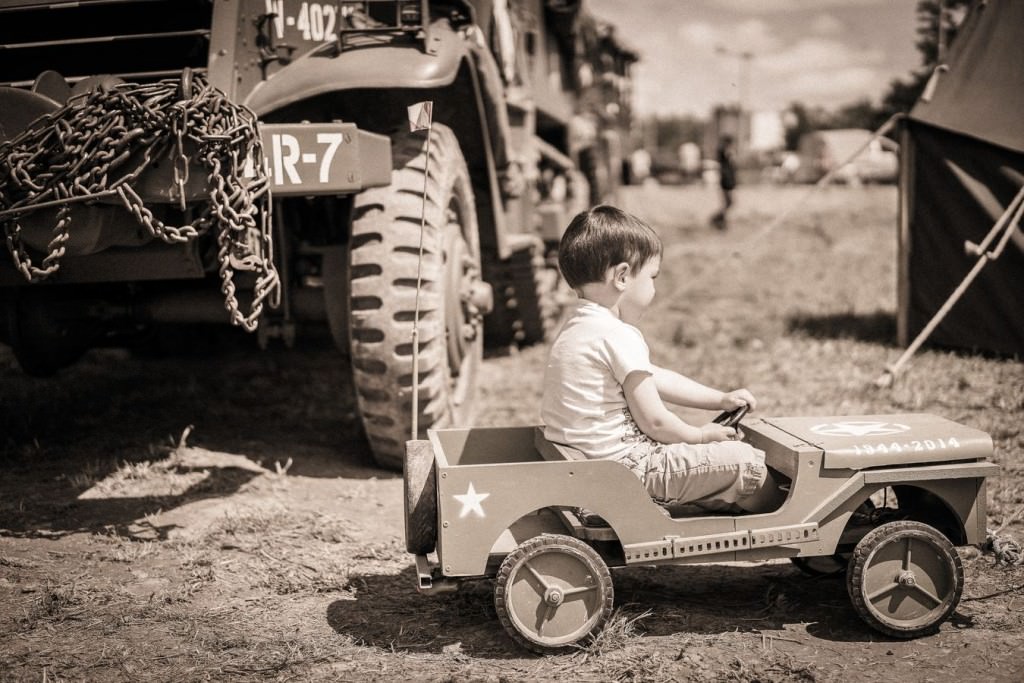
[{"left": 617, "top": 255, "right": 661, "bottom": 323}]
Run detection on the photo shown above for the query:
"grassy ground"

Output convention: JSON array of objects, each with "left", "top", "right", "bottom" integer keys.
[{"left": 1, "top": 183, "right": 1022, "bottom": 682}]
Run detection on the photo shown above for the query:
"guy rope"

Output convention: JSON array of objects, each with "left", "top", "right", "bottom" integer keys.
[
  {"left": 0, "top": 69, "right": 280, "bottom": 332},
  {"left": 742, "top": 113, "right": 903, "bottom": 253}
]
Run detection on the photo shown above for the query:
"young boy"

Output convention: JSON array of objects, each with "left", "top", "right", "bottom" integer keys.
[{"left": 541, "top": 205, "right": 784, "bottom": 513}]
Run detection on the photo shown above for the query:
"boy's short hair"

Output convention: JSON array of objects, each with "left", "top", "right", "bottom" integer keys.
[{"left": 558, "top": 205, "right": 662, "bottom": 289}]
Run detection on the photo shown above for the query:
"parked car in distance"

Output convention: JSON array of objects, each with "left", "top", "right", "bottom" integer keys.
[{"left": 795, "top": 129, "right": 898, "bottom": 184}]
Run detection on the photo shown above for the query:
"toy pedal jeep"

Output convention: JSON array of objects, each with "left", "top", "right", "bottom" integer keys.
[{"left": 403, "top": 414, "right": 996, "bottom": 653}]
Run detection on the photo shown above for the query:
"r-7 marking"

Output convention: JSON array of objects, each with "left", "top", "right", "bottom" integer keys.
[{"left": 317, "top": 133, "right": 344, "bottom": 183}]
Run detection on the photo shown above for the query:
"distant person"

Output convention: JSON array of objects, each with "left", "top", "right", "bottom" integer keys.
[
  {"left": 542, "top": 205, "right": 786, "bottom": 513},
  {"left": 710, "top": 135, "right": 736, "bottom": 230},
  {"left": 629, "top": 148, "right": 651, "bottom": 184},
  {"left": 780, "top": 152, "right": 800, "bottom": 183},
  {"left": 678, "top": 142, "right": 701, "bottom": 179}
]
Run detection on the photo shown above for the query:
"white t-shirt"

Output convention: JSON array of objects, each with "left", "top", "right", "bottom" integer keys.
[{"left": 541, "top": 300, "right": 654, "bottom": 460}]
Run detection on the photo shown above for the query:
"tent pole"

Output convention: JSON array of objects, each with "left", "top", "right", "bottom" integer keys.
[
  {"left": 896, "top": 123, "right": 913, "bottom": 347},
  {"left": 964, "top": 183, "right": 1024, "bottom": 255},
  {"left": 876, "top": 184, "right": 1024, "bottom": 387}
]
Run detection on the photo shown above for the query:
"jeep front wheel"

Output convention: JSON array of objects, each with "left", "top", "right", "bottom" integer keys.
[
  {"left": 348, "top": 124, "right": 487, "bottom": 470},
  {"left": 847, "top": 521, "right": 963, "bottom": 638}
]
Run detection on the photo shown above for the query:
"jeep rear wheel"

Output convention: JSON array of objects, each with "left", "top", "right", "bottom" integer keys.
[
  {"left": 495, "top": 534, "right": 613, "bottom": 653},
  {"left": 348, "top": 124, "right": 487, "bottom": 470}
]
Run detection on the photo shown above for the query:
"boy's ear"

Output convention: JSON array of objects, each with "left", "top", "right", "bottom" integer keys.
[{"left": 611, "top": 262, "right": 630, "bottom": 290}]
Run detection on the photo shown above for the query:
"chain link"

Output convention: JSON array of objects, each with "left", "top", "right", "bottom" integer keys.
[{"left": 0, "top": 71, "right": 280, "bottom": 332}]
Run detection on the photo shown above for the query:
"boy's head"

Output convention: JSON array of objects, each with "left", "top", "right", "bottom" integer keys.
[{"left": 558, "top": 205, "right": 662, "bottom": 291}]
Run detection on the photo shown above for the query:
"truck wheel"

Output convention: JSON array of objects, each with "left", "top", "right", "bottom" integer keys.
[
  {"left": 484, "top": 234, "right": 562, "bottom": 347},
  {"left": 348, "top": 124, "right": 485, "bottom": 470},
  {"left": 7, "top": 294, "right": 94, "bottom": 377},
  {"left": 847, "top": 521, "right": 963, "bottom": 639},
  {"left": 494, "top": 534, "right": 613, "bottom": 653},
  {"left": 403, "top": 439, "right": 437, "bottom": 554}
]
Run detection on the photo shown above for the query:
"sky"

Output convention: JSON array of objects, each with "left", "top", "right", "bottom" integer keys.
[{"left": 588, "top": 0, "right": 922, "bottom": 118}]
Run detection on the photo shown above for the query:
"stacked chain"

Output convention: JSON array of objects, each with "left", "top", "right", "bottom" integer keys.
[{"left": 0, "top": 71, "right": 280, "bottom": 332}]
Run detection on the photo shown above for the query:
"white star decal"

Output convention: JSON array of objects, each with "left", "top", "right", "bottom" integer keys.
[
  {"left": 454, "top": 483, "right": 490, "bottom": 518},
  {"left": 810, "top": 421, "right": 911, "bottom": 437}
]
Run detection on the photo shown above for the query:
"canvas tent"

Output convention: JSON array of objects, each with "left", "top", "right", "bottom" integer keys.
[{"left": 899, "top": 0, "right": 1024, "bottom": 356}]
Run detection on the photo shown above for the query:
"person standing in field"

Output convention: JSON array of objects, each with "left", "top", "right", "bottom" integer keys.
[{"left": 710, "top": 135, "right": 736, "bottom": 230}]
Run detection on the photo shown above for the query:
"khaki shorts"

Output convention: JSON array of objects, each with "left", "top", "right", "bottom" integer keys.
[{"left": 615, "top": 439, "right": 767, "bottom": 507}]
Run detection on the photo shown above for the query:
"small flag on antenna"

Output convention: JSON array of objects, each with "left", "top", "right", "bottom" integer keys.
[{"left": 407, "top": 101, "right": 433, "bottom": 132}]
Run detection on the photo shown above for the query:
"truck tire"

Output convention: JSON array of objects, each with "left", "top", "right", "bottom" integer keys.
[
  {"left": 349, "top": 124, "right": 484, "bottom": 470},
  {"left": 484, "top": 234, "right": 562, "bottom": 347},
  {"left": 7, "top": 293, "right": 95, "bottom": 377}
]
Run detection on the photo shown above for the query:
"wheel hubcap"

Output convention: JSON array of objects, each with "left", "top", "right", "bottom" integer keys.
[
  {"left": 897, "top": 570, "right": 916, "bottom": 587},
  {"left": 544, "top": 587, "right": 564, "bottom": 606}
]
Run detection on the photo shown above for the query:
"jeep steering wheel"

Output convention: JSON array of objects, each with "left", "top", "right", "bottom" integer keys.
[{"left": 712, "top": 403, "right": 749, "bottom": 428}]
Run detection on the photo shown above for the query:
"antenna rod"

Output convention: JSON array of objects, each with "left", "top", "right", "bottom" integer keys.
[{"left": 408, "top": 101, "right": 434, "bottom": 440}]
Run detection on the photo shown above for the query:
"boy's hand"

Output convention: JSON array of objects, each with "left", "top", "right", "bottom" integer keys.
[
  {"left": 720, "top": 388, "right": 756, "bottom": 412},
  {"left": 699, "top": 423, "right": 740, "bottom": 443}
]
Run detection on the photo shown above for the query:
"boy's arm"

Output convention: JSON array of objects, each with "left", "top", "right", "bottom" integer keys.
[
  {"left": 623, "top": 371, "right": 737, "bottom": 444},
  {"left": 652, "top": 365, "right": 757, "bottom": 412}
]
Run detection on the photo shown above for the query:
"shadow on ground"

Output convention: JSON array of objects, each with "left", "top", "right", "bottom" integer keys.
[
  {"left": 1, "top": 336, "right": 377, "bottom": 471},
  {"left": 0, "top": 334, "right": 391, "bottom": 538},
  {"left": 0, "top": 461, "right": 266, "bottom": 539},
  {"left": 786, "top": 310, "right": 896, "bottom": 346},
  {"left": 328, "top": 562, "right": 910, "bottom": 657},
  {"left": 612, "top": 563, "right": 889, "bottom": 644},
  {"left": 327, "top": 566, "right": 521, "bottom": 657}
]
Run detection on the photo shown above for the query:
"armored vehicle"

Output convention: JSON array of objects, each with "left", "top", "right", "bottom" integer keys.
[{"left": 0, "top": 0, "right": 637, "bottom": 469}]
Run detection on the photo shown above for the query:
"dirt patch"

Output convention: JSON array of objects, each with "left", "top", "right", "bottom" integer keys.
[{"left": 2, "top": 185, "right": 1023, "bottom": 682}]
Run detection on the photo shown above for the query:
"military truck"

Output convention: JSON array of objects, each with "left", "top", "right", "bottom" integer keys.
[{"left": 0, "top": 0, "right": 637, "bottom": 469}]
